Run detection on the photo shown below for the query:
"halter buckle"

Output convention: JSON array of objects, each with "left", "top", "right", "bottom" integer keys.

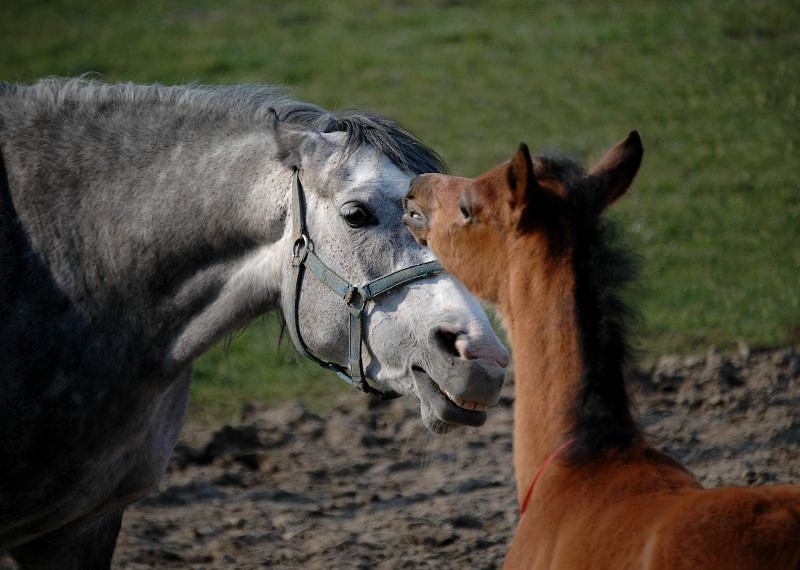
[{"left": 344, "top": 287, "right": 366, "bottom": 312}]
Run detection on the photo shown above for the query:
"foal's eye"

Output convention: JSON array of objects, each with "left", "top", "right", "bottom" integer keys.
[
  {"left": 459, "top": 196, "right": 472, "bottom": 221},
  {"left": 340, "top": 202, "right": 376, "bottom": 228}
]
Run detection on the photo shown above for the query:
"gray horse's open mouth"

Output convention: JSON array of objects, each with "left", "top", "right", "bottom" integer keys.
[{"left": 411, "top": 367, "right": 487, "bottom": 428}]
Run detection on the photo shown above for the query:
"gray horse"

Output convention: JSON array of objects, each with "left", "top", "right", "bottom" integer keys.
[{"left": 0, "top": 79, "right": 509, "bottom": 568}]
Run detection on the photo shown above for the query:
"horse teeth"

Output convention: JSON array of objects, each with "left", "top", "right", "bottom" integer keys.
[{"left": 438, "top": 387, "right": 486, "bottom": 412}]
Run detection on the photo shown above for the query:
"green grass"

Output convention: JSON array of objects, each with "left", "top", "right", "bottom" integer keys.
[
  {"left": 2, "top": 0, "right": 798, "bottom": 423},
  {"left": 187, "top": 316, "right": 349, "bottom": 425}
]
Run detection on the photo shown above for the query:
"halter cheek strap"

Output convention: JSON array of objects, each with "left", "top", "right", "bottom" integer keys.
[
  {"left": 520, "top": 439, "right": 573, "bottom": 516},
  {"left": 284, "top": 169, "right": 445, "bottom": 400}
]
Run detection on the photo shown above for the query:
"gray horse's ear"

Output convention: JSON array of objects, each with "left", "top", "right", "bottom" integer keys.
[
  {"left": 266, "top": 107, "right": 281, "bottom": 130},
  {"left": 267, "top": 108, "right": 318, "bottom": 171},
  {"left": 587, "top": 130, "right": 643, "bottom": 209}
]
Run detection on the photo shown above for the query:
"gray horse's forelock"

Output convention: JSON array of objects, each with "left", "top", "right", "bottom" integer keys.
[
  {"left": 13, "top": 77, "right": 446, "bottom": 175},
  {"left": 279, "top": 106, "right": 446, "bottom": 175}
]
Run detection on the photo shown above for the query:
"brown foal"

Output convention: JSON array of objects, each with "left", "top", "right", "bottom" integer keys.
[{"left": 403, "top": 132, "right": 800, "bottom": 569}]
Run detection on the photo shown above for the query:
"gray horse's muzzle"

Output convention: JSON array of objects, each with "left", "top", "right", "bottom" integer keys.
[
  {"left": 413, "top": 357, "right": 506, "bottom": 427},
  {"left": 412, "top": 330, "right": 508, "bottom": 427}
]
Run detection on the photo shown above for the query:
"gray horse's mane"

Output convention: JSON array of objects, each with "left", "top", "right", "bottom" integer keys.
[{"left": 13, "top": 77, "right": 446, "bottom": 175}]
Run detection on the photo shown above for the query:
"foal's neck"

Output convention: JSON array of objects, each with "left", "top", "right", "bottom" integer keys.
[
  {"left": 502, "top": 231, "right": 641, "bottom": 503},
  {"left": 501, "top": 250, "right": 583, "bottom": 504}
]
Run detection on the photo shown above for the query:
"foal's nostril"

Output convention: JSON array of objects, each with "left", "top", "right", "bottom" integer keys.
[
  {"left": 404, "top": 193, "right": 421, "bottom": 217},
  {"left": 404, "top": 180, "right": 418, "bottom": 207},
  {"left": 402, "top": 196, "right": 428, "bottom": 231}
]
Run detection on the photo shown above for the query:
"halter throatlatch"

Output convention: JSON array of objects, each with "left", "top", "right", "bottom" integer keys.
[{"left": 285, "top": 169, "right": 445, "bottom": 399}]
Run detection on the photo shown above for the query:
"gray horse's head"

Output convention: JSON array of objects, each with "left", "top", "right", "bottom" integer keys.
[{"left": 270, "top": 116, "right": 509, "bottom": 433}]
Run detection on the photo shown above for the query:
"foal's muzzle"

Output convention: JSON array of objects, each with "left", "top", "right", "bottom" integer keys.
[{"left": 403, "top": 181, "right": 431, "bottom": 244}]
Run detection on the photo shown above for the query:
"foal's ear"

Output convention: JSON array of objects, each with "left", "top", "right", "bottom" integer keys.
[
  {"left": 587, "top": 131, "right": 644, "bottom": 208},
  {"left": 507, "top": 143, "right": 535, "bottom": 206},
  {"left": 507, "top": 144, "right": 567, "bottom": 212},
  {"left": 267, "top": 108, "right": 320, "bottom": 171}
]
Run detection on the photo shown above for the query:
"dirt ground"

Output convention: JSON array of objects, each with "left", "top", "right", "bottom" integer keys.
[{"left": 2, "top": 347, "right": 798, "bottom": 569}]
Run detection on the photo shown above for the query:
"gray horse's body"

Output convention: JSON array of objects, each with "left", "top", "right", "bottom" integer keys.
[{"left": 0, "top": 80, "right": 508, "bottom": 568}]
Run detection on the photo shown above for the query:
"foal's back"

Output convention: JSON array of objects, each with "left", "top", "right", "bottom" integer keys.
[
  {"left": 500, "top": 440, "right": 800, "bottom": 569},
  {"left": 645, "top": 484, "right": 800, "bottom": 569}
]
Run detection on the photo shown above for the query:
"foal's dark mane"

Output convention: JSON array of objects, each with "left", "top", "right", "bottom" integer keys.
[
  {"left": 535, "top": 154, "right": 642, "bottom": 464},
  {"left": 8, "top": 78, "right": 445, "bottom": 175}
]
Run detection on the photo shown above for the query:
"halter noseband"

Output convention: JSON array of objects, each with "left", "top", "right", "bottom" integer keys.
[{"left": 284, "top": 169, "right": 445, "bottom": 400}]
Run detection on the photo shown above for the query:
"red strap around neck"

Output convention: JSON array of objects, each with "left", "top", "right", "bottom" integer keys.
[{"left": 520, "top": 440, "right": 573, "bottom": 516}]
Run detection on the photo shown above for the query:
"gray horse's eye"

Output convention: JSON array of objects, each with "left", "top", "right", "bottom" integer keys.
[{"left": 340, "top": 202, "right": 377, "bottom": 228}]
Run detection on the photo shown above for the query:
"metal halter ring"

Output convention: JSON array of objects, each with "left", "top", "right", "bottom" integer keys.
[{"left": 291, "top": 234, "right": 310, "bottom": 265}]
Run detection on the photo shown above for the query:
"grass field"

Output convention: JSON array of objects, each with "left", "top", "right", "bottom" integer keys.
[{"left": 2, "top": 0, "right": 798, "bottom": 423}]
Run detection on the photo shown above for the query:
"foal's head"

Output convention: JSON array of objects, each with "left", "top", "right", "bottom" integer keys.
[
  {"left": 403, "top": 132, "right": 643, "bottom": 306},
  {"left": 405, "top": 132, "right": 644, "bottom": 459}
]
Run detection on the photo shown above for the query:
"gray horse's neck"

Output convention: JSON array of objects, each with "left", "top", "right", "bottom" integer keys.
[{"left": 1, "top": 87, "right": 290, "bottom": 381}]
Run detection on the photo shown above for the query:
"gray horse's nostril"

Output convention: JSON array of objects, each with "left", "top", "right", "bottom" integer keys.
[
  {"left": 431, "top": 324, "right": 478, "bottom": 361},
  {"left": 431, "top": 326, "right": 463, "bottom": 359},
  {"left": 430, "top": 324, "right": 510, "bottom": 367}
]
